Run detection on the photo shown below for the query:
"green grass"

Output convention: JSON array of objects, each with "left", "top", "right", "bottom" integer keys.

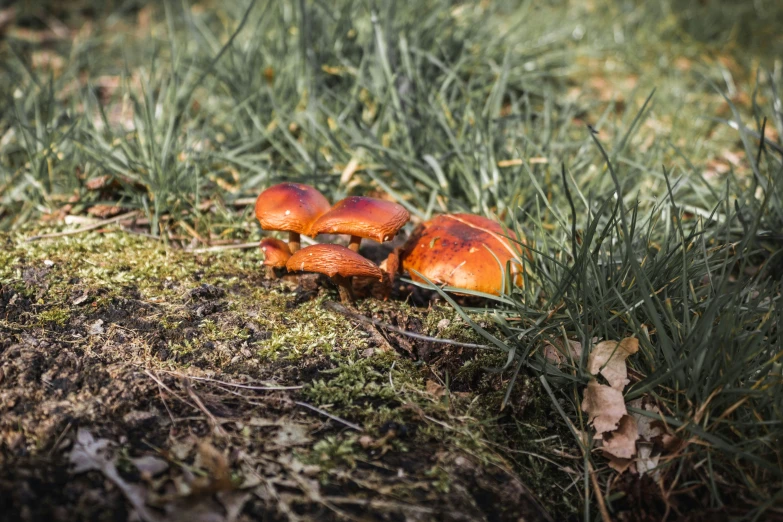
[{"left": 1, "top": 0, "right": 782, "bottom": 518}]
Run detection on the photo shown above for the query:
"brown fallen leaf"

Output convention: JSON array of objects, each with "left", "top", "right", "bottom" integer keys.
[
  {"left": 69, "top": 428, "right": 160, "bottom": 522},
  {"left": 543, "top": 338, "right": 583, "bottom": 366},
  {"left": 636, "top": 443, "right": 660, "bottom": 478},
  {"left": 271, "top": 421, "right": 312, "bottom": 447},
  {"left": 581, "top": 379, "right": 627, "bottom": 434},
  {"left": 601, "top": 414, "right": 639, "bottom": 459},
  {"left": 605, "top": 454, "right": 634, "bottom": 473},
  {"left": 193, "top": 441, "right": 233, "bottom": 493},
  {"left": 628, "top": 398, "right": 664, "bottom": 442},
  {"left": 587, "top": 337, "right": 639, "bottom": 390},
  {"left": 426, "top": 379, "right": 446, "bottom": 398}
]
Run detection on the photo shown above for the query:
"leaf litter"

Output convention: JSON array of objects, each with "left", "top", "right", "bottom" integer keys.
[{"left": 580, "top": 337, "right": 674, "bottom": 477}]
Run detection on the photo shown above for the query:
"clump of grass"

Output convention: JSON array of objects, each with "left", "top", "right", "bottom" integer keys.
[{"left": 436, "top": 94, "right": 783, "bottom": 517}]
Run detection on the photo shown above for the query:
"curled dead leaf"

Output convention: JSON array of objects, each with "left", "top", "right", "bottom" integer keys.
[
  {"left": 636, "top": 443, "right": 660, "bottom": 478},
  {"left": 601, "top": 414, "right": 639, "bottom": 460},
  {"left": 628, "top": 398, "right": 665, "bottom": 442},
  {"left": 581, "top": 380, "right": 627, "bottom": 435},
  {"left": 605, "top": 454, "right": 634, "bottom": 473},
  {"left": 587, "top": 337, "right": 639, "bottom": 390},
  {"left": 543, "top": 339, "right": 583, "bottom": 366},
  {"left": 426, "top": 379, "right": 446, "bottom": 398}
]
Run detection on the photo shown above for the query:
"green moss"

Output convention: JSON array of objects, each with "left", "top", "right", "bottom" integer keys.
[
  {"left": 36, "top": 307, "right": 71, "bottom": 327},
  {"left": 0, "top": 229, "right": 578, "bottom": 518}
]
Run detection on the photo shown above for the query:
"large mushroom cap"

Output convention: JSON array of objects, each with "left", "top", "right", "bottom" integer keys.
[
  {"left": 260, "top": 237, "right": 292, "bottom": 268},
  {"left": 400, "top": 213, "right": 524, "bottom": 295},
  {"left": 310, "top": 196, "right": 410, "bottom": 243},
  {"left": 286, "top": 244, "right": 384, "bottom": 281},
  {"left": 255, "top": 183, "right": 331, "bottom": 235}
]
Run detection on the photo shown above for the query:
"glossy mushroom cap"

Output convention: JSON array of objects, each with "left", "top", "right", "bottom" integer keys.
[
  {"left": 260, "top": 238, "right": 292, "bottom": 268},
  {"left": 286, "top": 244, "right": 384, "bottom": 281},
  {"left": 400, "top": 213, "right": 524, "bottom": 295},
  {"left": 310, "top": 196, "right": 410, "bottom": 243},
  {"left": 255, "top": 183, "right": 331, "bottom": 235}
]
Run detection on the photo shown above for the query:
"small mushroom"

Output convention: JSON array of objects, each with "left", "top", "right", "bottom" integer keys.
[
  {"left": 286, "top": 244, "right": 383, "bottom": 303},
  {"left": 399, "top": 213, "right": 526, "bottom": 295},
  {"left": 255, "top": 183, "right": 331, "bottom": 254},
  {"left": 310, "top": 196, "right": 410, "bottom": 253},
  {"left": 260, "top": 237, "right": 291, "bottom": 279}
]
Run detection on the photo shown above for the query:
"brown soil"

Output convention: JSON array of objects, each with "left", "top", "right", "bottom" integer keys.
[{"left": 0, "top": 232, "right": 564, "bottom": 522}]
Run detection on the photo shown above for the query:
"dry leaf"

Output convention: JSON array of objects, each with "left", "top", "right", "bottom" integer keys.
[
  {"left": 587, "top": 337, "right": 639, "bottom": 390},
  {"left": 581, "top": 380, "right": 627, "bottom": 434},
  {"left": 69, "top": 428, "right": 160, "bottom": 522},
  {"left": 636, "top": 443, "right": 660, "bottom": 478},
  {"left": 543, "top": 339, "right": 583, "bottom": 365},
  {"left": 605, "top": 454, "right": 634, "bottom": 473},
  {"left": 426, "top": 380, "right": 446, "bottom": 398},
  {"left": 195, "top": 441, "right": 233, "bottom": 492},
  {"left": 272, "top": 422, "right": 311, "bottom": 447},
  {"left": 601, "top": 415, "right": 639, "bottom": 459},
  {"left": 132, "top": 455, "right": 169, "bottom": 478},
  {"left": 628, "top": 398, "right": 664, "bottom": 441}
]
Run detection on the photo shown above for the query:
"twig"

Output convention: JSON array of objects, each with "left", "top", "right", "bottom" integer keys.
[
  {"left": 187, "top": 241, "right": 259, "bottom": 253},
  {"left": 294, "top": 401, "right": 363, "bottom": 432},
  {"left": 157, "top": 370, "right": 304, "bottom": 391},
  {"left": 589, "top": 461, "right": 613, "bottom": 522},
  {"left": 323, "top": 301, "right": 492, "bottom": 350},
  {"left": 182, "top": 378, "right": 226, "bottom": 437},
  {"left": 48, "top": 421, "right": 72, "bottom": 457},
  {"left": 118, "top": 226, "right": 163, "bottom": 240},
  {"left": 26, "top": 211, "right": 140, "bottom": 241},
  {"left": 323, "top": 497, "right": 440, "bottom": 515},
  {"left": 142, "top": 370, "right": 200, "bottom": 414},
  {"left": 186, "top": 236, "right": 318, "bottom": 253}
]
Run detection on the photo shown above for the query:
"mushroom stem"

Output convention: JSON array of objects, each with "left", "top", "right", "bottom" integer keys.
[
  {"left": 264, "top": 266, "right": 277, "bottom": 279},
  {"left": 288, "top": 231, "right": 301, "bottom": 254},
  {"left": 348, "top": 235, "right": 362, "bottom": 252},
  {"left": 380, "top": 248, "right": 400, "bottom": 300},
  {"left": 333, "top": 274, "right": 356, "bottom": 304}
]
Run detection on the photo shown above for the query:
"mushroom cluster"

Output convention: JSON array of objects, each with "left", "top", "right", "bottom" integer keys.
[{"left": 254, "top": 183, "right": 410, "bottom": 303}]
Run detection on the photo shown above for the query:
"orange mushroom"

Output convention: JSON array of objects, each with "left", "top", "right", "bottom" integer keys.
[
  {"left": 260, "top": 237, "right": 292, "bottom": 279},
  {"left": 255, "top": 183, "right": 331, "bottom": 253},
  {"left": 310, "top": 196, "right": 410, "bottom": 253},
  {"left": 399, "top": 214, "right": 525, "bottom": 295},
  {"left": 286, "top": 244, "right": 383, "bottom": 303}
]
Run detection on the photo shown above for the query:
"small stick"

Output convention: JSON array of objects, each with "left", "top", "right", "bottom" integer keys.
[
  {"left": 294, "top": 400, "right": 363, "bottom": 432},
  {"left": 157, "top": 370, "right": 303, "bottom": 391},
  {"left": 182, "top": 378, "right": 226, "bottom": 437},
  {"left": 188, "top": 241, "right": 258, "bottom": 253},
  {"left": 323, "top": 301, "right": 492, "bottom": 350},
  {"left": 26, "top": 211, "right": 140, "bottom": 241},
  {"left": 187, "top": 236, "right": 319, "bottom": 254}
]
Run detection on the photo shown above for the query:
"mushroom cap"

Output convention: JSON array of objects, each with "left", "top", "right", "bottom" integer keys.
[
  {"left": 400, "top": 213, "right": 524, "bottom": 295},
  {"left": 310, "top": 196, "right": 410, "bottom": 243},
  {"left": 255, "top": 183, "right": 331, "bottom": 235},
  {"left": 260, "top": 237, "right": 292, "bottom": 268},
  {"left": 286, "top": 244, "right": 384, "bottom": 281}
]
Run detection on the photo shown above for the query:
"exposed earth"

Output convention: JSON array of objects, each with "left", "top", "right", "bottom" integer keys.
[{"left": 0, "top": 230, "right": 579, "bottom": 522}]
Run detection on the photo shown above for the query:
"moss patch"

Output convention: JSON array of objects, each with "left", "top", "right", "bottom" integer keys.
[{"left": 0, "top": 230, "right": 577, "bottom": 521}]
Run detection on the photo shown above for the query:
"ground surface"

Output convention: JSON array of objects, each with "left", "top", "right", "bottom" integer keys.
[{"left": 0, "top": 231, "right": 578, "bottom": 522}]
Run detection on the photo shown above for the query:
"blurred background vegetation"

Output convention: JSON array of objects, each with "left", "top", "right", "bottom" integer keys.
[{"left": 1, "top": 0, "right": 780, "bottom": 237}]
